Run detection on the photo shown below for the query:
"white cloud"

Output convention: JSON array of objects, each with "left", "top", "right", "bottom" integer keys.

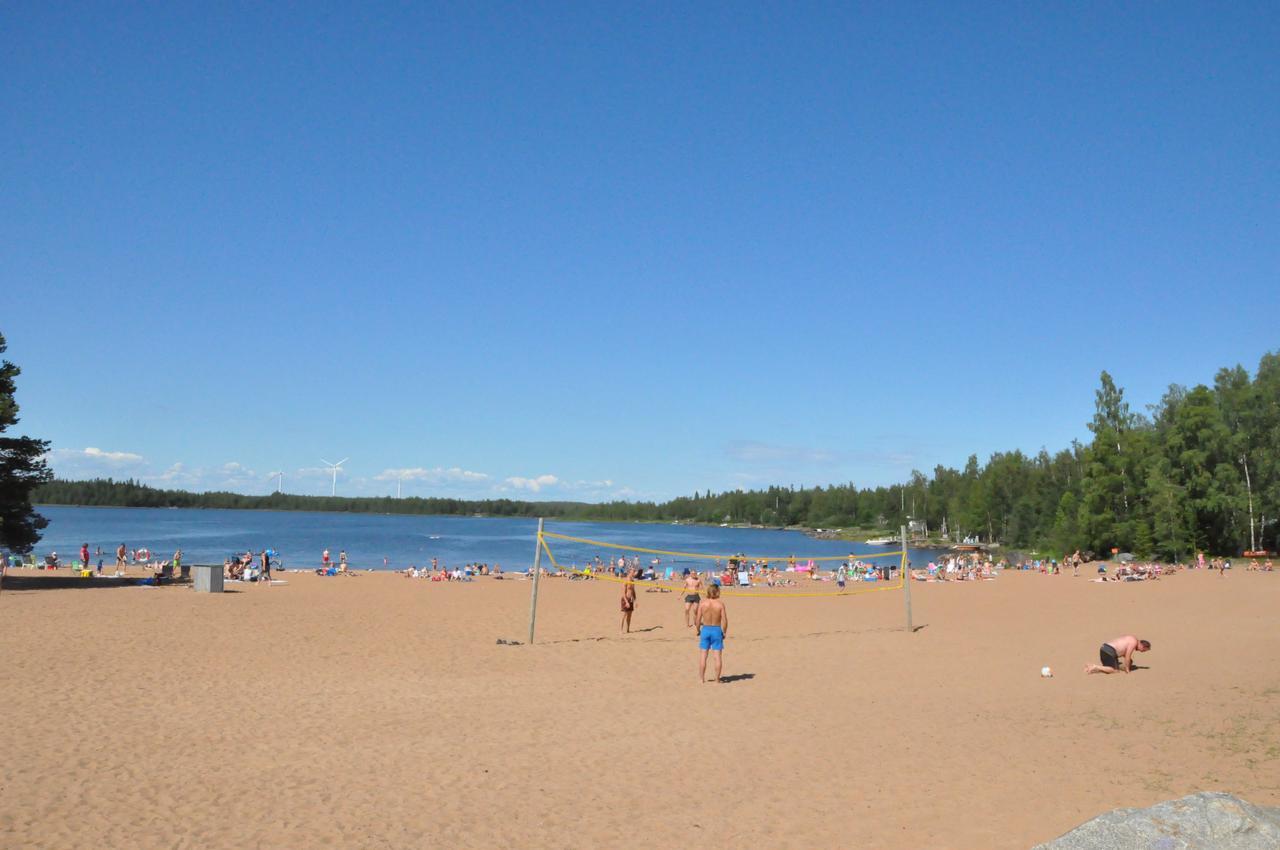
[
  {"left": 374, "top": 466, "right": 490, "bottom": 484},
  {"left": 83, "top": 447, "right": 145, "bottom": 463},
  {"left": 726, "top": 441, "right": 838, "bottom": 465},
  {"left": 46, "top": 449, "right": 642, "bottom": 502},
  {"left": 47, "top": 446, "right": 146, "bottom": 467},
  {"left": 45, "top": 446, "right": 148, "bottom": 480},
  {"left": 215, "top": 462, "right": 259, "bottom": 486},
  {"left": 145, "top": 463, "right": 193, "bottom": 485},
  {"left": 502, "top": 474, "right": 560, "bottom": 493}
]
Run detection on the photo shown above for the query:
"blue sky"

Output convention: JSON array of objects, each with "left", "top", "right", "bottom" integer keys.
[{"left": 2, "top": 3, "right": 1277, "bottom": 501}]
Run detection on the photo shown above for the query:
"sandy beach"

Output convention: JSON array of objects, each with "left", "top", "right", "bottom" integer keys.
[{"left": 1, "top": 567, "right": 1277, "bottom": 849}]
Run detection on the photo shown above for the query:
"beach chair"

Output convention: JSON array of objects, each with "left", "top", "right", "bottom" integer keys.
[{"left": 736, "top": 570, "right": 750, "bottom": 587}]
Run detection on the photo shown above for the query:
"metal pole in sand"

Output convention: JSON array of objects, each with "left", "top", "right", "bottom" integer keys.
[
  {"left": 527, "top": 517, "right": 544, "bottom": 645},
  {"left": 901, "top": 524, "right": 913, "bottom": 633}
]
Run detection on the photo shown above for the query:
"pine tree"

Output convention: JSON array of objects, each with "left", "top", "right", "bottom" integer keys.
[{"left": 0, "top": 332, "right": 52, "bottom": 553}]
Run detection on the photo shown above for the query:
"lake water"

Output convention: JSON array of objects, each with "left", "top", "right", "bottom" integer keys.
[{"left": 30, "top": 505, "right": 928, "bottom": 571}]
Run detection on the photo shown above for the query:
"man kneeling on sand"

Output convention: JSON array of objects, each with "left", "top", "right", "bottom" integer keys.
[{"left": 1085, "top": 634, "right": 1150, "bottom": 674}]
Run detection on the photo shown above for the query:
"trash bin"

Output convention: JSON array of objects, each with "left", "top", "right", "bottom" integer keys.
[{"left": 192, "top": 564, "right": 224, "bottom": 593}]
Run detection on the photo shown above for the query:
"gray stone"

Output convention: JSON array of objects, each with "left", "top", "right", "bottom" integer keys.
[{"left": 1033, "top": 793, "right": 1280, "bottom": 850}]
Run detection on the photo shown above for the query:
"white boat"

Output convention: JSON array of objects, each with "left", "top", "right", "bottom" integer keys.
[{"left": 865, "top": 537, "right": 898, "bottom": 545}]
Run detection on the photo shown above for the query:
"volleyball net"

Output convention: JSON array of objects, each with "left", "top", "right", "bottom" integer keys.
[{"left": 534, "top": 530, "right": 907, "bottom": 598}]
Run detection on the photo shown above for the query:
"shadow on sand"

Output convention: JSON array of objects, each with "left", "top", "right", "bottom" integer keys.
[
  {"left": 716, "top": 673, "right": 755, "bottom": 684},
  {"left": 0, "top": 574, "right": 182, "bottom": 592}
]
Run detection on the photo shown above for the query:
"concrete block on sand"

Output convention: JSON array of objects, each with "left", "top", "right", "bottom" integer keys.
[{"left": 1033, "top": 792, "right": 1280, "bottom": 850}]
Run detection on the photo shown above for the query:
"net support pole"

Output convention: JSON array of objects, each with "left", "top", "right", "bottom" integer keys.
[
  {"left": 901, "top": 524, "right": 913, "bottom": 633},
  {"left": 527, "top": 517, "right": 545, "bottom": 644}
]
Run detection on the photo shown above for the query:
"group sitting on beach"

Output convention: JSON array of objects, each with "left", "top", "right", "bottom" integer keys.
[
  {"left": 1091, "top": 562, "right": 1168, "bottom": 582},
  {"left": 913, "top": 554, "right": 1000, "bottom": 582},
  {"left": 401, "top": 562, "right": 499, "bottom": 581},
  {"left": 225, "top": 552, "right": 255, "bottom": 580}
]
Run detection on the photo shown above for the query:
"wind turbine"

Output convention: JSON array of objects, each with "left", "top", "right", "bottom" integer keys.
[
  {"left": 320, "top": 458, "right": 348, "bottom": 497},
  {"left": 396, "top": 471, "right": 406, "bottom": 499},
  {"left": 269, "top": 471, "right": 284, "bottom": 493}
]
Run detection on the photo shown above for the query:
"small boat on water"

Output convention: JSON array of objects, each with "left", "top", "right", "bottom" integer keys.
[{"left": 865, "top": 537, "right": 898, "bottom": 545}]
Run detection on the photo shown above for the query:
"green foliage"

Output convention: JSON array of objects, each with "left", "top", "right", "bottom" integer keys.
[{"left": 0, "top": 332, "right": 53, "bottom": 553}]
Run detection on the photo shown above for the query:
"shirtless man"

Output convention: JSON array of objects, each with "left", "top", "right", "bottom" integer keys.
[
  {"left": 1085, "top": 634, "right": 1151, "bottom": 674},
  {"left": 116, "top": 543, "right": 127, "bottom": 572},
  {"left": 620, "top": 568, "right": 637, "bottom": 633},
  {"left": 682, "top": 570, "right": 704, "bottom": 628},
  {"left": 695, "top": 584, "right": 729, "bottom": 683}
]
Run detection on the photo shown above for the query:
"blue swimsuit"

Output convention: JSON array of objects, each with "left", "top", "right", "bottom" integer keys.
[{"left": 698, "top": 624, "right": 724, "bottom": 651}]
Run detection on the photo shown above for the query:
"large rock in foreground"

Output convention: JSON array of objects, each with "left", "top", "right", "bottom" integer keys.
[{"left": 1033, "top": 792, "right": 1280, "bottom": 850}]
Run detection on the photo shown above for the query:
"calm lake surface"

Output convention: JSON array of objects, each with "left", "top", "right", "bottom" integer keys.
[{"left": 32, "top": 505, "right": 929, "bottom": 571}]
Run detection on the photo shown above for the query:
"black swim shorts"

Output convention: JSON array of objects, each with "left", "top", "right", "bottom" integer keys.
[
  {"left": 1099, "top": 643, "right": 1120, "bottom": 669},
  {"left": 685, "top": 593, "right": 700, "bottom": 604}
]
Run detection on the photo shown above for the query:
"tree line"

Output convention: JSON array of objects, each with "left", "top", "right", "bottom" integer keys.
[
  {"left": 30, "top": 351, "right": 1280, "bottom": 559},
  {"left": 1, "top": 332, "right": 52, "bottom": 553}
]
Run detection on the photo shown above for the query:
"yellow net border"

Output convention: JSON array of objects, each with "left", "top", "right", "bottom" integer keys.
[{"left": 537, "top": 531, "right": 907, "bottom": 599}]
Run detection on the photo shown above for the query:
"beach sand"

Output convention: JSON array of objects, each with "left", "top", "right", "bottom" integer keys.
[{"left": 1, "top": 567, "right": 1277, "bottom": 849}]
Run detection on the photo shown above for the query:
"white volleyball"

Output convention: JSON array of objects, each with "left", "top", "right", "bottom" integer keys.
[{"left": 1041, "top": 666, "right": 1053, "bottom": 678}]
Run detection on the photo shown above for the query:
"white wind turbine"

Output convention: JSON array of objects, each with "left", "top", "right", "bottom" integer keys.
[
  {"left": 269, "top": 471, "right": 284, "bottom": 493},
  {"left": 320, "top": 458, "right": 348, "bottom": 497},
  {"left": 397, "top": 471, "right": 406, "bottom": 499}
]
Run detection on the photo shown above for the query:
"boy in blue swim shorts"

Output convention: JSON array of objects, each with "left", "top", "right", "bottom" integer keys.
[{"left": 694, "top": 583, "right": 729, "bottom": 683}]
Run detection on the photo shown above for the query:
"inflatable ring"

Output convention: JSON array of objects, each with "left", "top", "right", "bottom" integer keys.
[{"left": 137, "top": 548, "right": 151, "bottom": 562}]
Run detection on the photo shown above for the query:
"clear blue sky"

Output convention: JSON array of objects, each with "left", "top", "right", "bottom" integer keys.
[{"left": 2, "top": 3, "right": 1277, "bottom": 501}]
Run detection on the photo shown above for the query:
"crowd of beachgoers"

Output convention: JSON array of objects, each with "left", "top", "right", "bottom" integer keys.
[
  {"left": 4, "top": 544, "right": 183, "bottom": 577},
  {"left": 484, "top": 553, "right": 900, "bottom": 589},
  {"left": 403, "top": 558, "right": 503, "bottom": 581},
  {"left": 909, "top": 552, "right": 1276, "bottom": 584},
  {"left": 6, "top": 543, "right": 1275, "bottom": 588}
]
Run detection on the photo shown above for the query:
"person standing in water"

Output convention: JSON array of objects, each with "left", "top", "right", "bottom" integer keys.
[{"left": 695, "top": 584, "right": 729, "bottom": 683}]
